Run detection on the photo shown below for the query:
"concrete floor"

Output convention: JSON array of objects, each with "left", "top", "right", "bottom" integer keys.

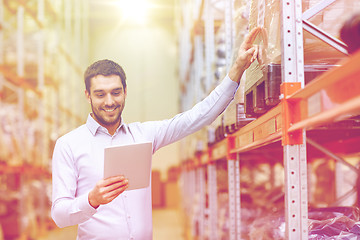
[
  {"left": 39, "top": 208, "right": 186, "bottom": 240},
  {"left": 153, "top": 208, "right": 185, "bottom": 240}
]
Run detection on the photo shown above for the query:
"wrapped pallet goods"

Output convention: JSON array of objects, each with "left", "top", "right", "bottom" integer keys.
[
  {"left": 223, "top": 0, "right": 253, "bottom": 129},
  {"left": 218, "top": 191, "right": 230, "bottom": 240},
  {"left": 0, "top": 114, "right": 9, "bottom": 162},
  {"left": 244, "top": 0, "right": 360, "bottom": 117},
  {"left": 216, "top": 161, "right": 230, "bottom": 240},
  {"left": 248, "top": 206, "right": 360, "bottom": 239},
  {"left": 248, "top": 0, "right": 360, "bottom": 66}
]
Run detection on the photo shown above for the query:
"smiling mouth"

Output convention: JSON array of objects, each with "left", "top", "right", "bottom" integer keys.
[{"left": 104, "top": 107, "right": 118, "bottom": 113}]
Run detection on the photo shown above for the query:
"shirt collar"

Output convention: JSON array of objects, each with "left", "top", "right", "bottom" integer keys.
[{"left": 86, "top": 113, "right": 126, "bottom": 136}]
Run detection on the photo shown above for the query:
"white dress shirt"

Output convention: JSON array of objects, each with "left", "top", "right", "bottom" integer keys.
[{"left": 51, "top": 75, "right": 238, "bottom": 240}]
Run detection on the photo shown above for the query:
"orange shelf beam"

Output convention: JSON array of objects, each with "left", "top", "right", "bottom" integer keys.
[
  {"left": 0, "top": 66, "right": 42, "bottom": 97},
  {"left": 230, "top": 105, "right": 282, "bottom": 153},
  {"left": 194, "top": 150, "right": 210, "bottom": 167},
  {"left": 288, "top": 50, "right": 360, "bottom": 133},
  {"left": 229, "top": 50, "right": 360, "bottom": 154},
  {"left": 209, "top": 138, "right": 229, "bottom": 162}
]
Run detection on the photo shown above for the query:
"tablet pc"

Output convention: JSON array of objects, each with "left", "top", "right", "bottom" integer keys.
[{"left": 104, "top": 142, "right": 152, "bottom": 190}]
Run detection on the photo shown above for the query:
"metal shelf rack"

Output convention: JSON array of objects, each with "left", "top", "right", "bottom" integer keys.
[
  {"left": 0, "top": 0, "right": 89, "bottom": 239},
  {"left": 179, "top": 0, "right": 360, "bottom": 239}
]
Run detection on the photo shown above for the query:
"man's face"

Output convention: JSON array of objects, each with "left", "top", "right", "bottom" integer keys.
[{"left": 85, "top": 74, "right": 127, "bottom": 132}]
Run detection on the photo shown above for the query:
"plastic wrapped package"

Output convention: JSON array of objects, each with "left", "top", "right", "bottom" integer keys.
[
  {"left": 303, "top": 0, "right": 360, "bottom": 63},
  {"left": 214, "top": 24, "right": 227, "bottom": 83},
  {"left": 243, "top": 0, "right": 360, "bottom": 116},
  {"left": 0, "top": 115, "right": 9, "bottom": 162},
  {"left": 308, "top": 159, "right": 337, "bottom": 207},
  {"left": 309, "top": 216, "right": 358, "bottom": 239},
  {"left": 0, "top": 105, "right": 22, "bottom": 165},
  {"left": 223, "top": 0, "right": 251, "bottom": 127},
  {"left": 248, "top": 0, "right": 360, "bottom": 67},
  {"left": 0, "top": 172, "right": 22, "bottom": 239},
  {"left": 216, "top": 160, "right": 229, "bottom": 193},
  {"left": 248, "top": 206, "right": 360, "bottom": 239},
  {"left": 249, "top": 211, "right": 286, "bottom": 240},
  {"left": 308, "top": 207, "right": 360, "bottom": 239},
  {"left": 191, "top": 192, "right": 202, "bottom": 237},
  {"left": 218, "top": 192, "right": 230, "bottom": 240},
  {"left": 0, "top": 104, "right": 42, "bottom": 166},
  {"left": 239, "top": 163, "right": 286, "bottom": 239},
  {"left": 21, "top": 180, "right": 40, "bottom": 239},
  {"left": 309, "top": 207, "right": 360, "bottom": 221},
  {"left": 340, "top": 13, "right": 360, "bottom": 54},
  {"left": 215, "top": 161, "right": 229, "bottom": 239},
  {"left": 240, "top": 199, "right": 263, "bottom": 240},
  {"left": 245, "top": 0, "right": 360, "bottom": 81}
]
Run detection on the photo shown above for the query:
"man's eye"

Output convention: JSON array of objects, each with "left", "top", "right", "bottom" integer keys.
[
  {"left": 112, "top": 92, "right": 121, "bottom": 96},
  {"left": 96, "top": 93, "right": 104, "bottom": 97}
]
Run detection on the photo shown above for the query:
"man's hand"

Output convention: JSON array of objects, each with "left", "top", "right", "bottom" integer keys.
[
  {"left": 229, "top": 27, "right": 262, "bottom": 83},
  {"left": 88, "top": 175, "right": 129, "bottom": 209}
]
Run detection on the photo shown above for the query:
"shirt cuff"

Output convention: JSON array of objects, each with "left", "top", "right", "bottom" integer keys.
[
  {"left": 77, "top": 192, "right": 97, "bottom": 216},
  {"left": 218, "top": 74, "right": 239, "bottom": 98}
]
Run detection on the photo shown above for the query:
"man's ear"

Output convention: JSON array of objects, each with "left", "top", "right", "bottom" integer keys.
[
  {"left": 124, "top": 87, "right": 127, "bottom": 98},
  {"left": 85, "top": 90, "right": 91, "bottom": 104}
]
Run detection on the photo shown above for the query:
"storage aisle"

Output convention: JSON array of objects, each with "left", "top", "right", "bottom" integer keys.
[
  {"left": 38, "top": 208, "right": 185, "bottom": 240},
  {"left": 152, "top": 208, "right": 186, "bottom": 240}
]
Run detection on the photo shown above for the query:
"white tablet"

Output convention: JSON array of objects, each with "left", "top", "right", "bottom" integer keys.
[{"left": 104, "top": 142, "right": 152, "bottom": 190}]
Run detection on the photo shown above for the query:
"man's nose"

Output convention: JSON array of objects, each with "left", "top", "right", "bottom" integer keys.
[{"left": 104, "top": 94, "right": 115, "bottom": 106}]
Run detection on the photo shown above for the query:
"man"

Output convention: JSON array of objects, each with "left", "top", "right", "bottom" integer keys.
[{"left": 51, "top": 27, "right": 261, "bottom": 239}]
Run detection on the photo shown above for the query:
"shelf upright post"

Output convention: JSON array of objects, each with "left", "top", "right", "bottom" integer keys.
[
  {"left": 225, "top": 1, "right": 236, "bottom": 234},
  {"left": 227, "top": 136, "right": 238, "bottom": 240},
  {"left": 36, "top": 0, "right": 47, "bottom": 232},
  {"left": 196, "top": 153, "right": 206, "bottom": 239},
  {"left": 224, "top": 0, "right": 234, "bottom": 72},
  {"left": 180, "top": 164, "right": 189, "bottom": 222},
  {"left": 63, "top": 0, "right": 72, "bottom": 131},
  {"left": 227, "top": 158, "right": 236, "bottom": 240},
  {"left": 17, "top": 6, "right": 24, "bottom": 78},
  {"left": 16, "top": 4, "right": 25, "bottom": 160},
  {"left": 194, "top": 34, "right": 204, "bottom": 102},
  {"left": 82, "top": 0, "right": 89, "bottom": 66},
  {"left": 37, "top": 0, "right": 46, "bottom": 167},
  {"left": 0, "top": 0, "right": 3, "bottom": 100},
  {"left": 81, "top": 0, "right": 89, "bottom": 119},
  {"left": 207, "top": 162, "right": 218, "bottom": 240},
  {"left": 74, "top": 0, "right": 82, "bottom": 125},
  {"left": 280, "top": 0, "right": 308, "bottom": 239},
  {"left": 235, "top": 155, "right": 241, "bottom": 240},
  {"left": 204, "top": 0, "right": 214, "bottom": 92},
  {"left": 184, "top": 162, "right": 196, "bottom": 237},
  {"left": 0, "top": 0, "right": 3, "bottom": 65},
  {"left": 16, "top": 4, "right": 26, "bottom": 236}
]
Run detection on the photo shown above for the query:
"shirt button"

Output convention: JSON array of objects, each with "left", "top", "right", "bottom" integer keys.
[{"left": 127, "top": 215, "right": 131, "bottom": 219}]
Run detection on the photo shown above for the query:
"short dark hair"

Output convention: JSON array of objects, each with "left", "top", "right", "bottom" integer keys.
[{"left": 84, "top": 59, "right": 127, "bottom": 92}]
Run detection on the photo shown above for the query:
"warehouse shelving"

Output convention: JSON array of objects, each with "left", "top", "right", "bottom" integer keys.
[
  {"left": 0, "top": 0, "right": 89, "bottom": 239},
  {"left": 228, "top": 49, "right": 360, "bottom": 239},
  {"left": 178, "top": 0, "right": 360, "bottom": 239}
]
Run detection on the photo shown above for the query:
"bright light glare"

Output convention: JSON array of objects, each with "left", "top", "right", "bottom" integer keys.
[{"left": 118, "top": 0, "right": 150, "bottom": 25}]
